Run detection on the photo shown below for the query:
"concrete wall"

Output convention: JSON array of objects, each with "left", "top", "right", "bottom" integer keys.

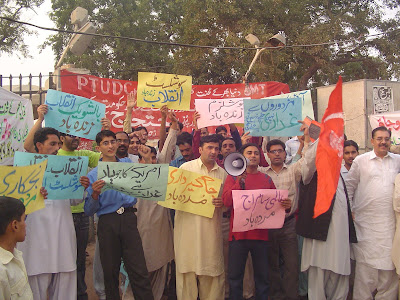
[
  {"left": 316, "top": 79, "right": 367, "bottom": 152},
  {"left": 315, "top": 79, "right": 400, "bottom": 153}
]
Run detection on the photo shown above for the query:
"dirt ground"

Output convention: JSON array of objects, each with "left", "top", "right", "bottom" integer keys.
[
  {"left": 85, "top": 241, "right": 97, "bottom": 299},
  {"left": 85, "top": 241, "right": 169, "bottom": 300}
]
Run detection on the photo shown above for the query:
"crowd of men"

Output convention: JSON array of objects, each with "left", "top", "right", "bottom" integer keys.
[{"left": 1, "top": 98, "right": 400, "bottom": 300}]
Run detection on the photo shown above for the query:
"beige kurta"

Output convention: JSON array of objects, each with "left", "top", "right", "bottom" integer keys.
[
  {"left": 137, "top": 125, "right": 177, "bottom": 272},
  {"left": 174, "top": 158, "right": 227, "bottom": 276},
  {"left": 135, "top": 199, "right": 174, "bottom": 272}
]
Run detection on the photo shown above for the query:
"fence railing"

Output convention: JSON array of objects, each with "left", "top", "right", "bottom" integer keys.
[{"left": 0, "top": 73, "right": 56, "bottom": 105}]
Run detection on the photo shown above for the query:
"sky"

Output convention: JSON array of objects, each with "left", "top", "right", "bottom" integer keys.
[{"left": 0, "top": 0, "right": 55, "bottom": 86}]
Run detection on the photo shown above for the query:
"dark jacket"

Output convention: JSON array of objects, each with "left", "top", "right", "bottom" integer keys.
[{"left": 296, "top": 172, "right": 357, "bottom": 243}]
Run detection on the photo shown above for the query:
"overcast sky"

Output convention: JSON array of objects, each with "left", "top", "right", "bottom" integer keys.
[{"left": 0, "top": 0, "right": 55, "bottom": 86}]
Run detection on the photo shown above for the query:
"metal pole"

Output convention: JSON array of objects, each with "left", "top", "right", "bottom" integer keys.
[{"left": 244, "top": 47, "right": 265, "bottom": 80}]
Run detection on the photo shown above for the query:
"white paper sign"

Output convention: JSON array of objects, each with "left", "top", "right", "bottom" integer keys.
[
  {"left": 195, "top": 98, "right": 244, "bottom": 129},
  {"left": 0, "top": 88, "right": 34, "bottom": 165}
]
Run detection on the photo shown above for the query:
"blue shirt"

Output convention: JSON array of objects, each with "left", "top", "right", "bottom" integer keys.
[
  {"left": 84, "top": 157, "right": 137, "bottom": 217},
  {"left": 170, "top": 155, "right": 187, "bottom": 168}
]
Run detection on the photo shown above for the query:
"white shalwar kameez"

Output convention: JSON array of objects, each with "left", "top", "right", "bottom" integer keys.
[
  {"left": 345, "top": 151, "right": 400, "bottom": 300},
  {"left": 301, "top": 166, "right": 351, "bottom": 300},
  {"left": 18, "top": 199, "right": 78, "bottom": 300}
]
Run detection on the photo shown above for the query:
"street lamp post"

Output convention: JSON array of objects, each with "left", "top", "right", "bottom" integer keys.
[
  {"left": 243, "top": 33, "right": 286, "bottom": 81},
  {"left": 54, "top": 7, "right": 96, "bottom": 90}
]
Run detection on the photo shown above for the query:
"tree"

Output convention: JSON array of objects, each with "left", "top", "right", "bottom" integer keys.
[
  {"left": 48, "top": 0, "right": 400, "bottom": 90},
  {"left": 0, "top": 0, "right": 44, "bottom": 56}
]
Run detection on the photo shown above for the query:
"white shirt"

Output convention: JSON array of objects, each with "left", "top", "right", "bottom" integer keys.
[
  {"left": 17, "top": 199, "right": 77, "bottom": 275},
  {"left": 0, "top": 247, "right": 33, "bottom": 300},
  {"left": 285, "top": 136, "right": 300, "bottom": 164},
  {"left": 301, "top": 165, "right": 351, "bottom": 275},
  {"left": 128, "top": 154, "right": 139, "bottom": 163},
  {"left": 346, "top": 150, "right": 400, "bottom": 270}
]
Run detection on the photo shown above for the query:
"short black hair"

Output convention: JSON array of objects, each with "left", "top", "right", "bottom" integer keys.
[
  {"left": 266, "top": 139, "right": 286, "bottom": 152},
  {"left": 33, "top": 127, "right": 60, "bottom": 152},
  {"left": 239, "top": 143, "right": 260, "bottom": 154},
  {"left": 138, "top": 146, "right": 157, "bottom": 160},
  {"left": 344, "top": 140, "right": 359, "bottom": 152},
  {"left": 0, "top": 196, "right": 25, "bottom": 235},
  {"left": 222, "top": 137, "right": 238, "bottom": 149},
  {"left": 96, "top": 130, "right": 116, "bottom": 144},
  {"left": 200, "top": 134, "right": 220, "bottom": 147},
  {"left": 372, "top": 126, "right": 391, "bottom": 138},
  {"left": 115, "top": 131, "right": 129, "bottom": 139},
  {"left": 215, "top": 126, "right": 227, "bottom": 134},
  {"left": 177, "top": 132, "right": 193, "bottom": 147},
  {"left": 134, "top": 126, "right": 148, "bottom": 134}
]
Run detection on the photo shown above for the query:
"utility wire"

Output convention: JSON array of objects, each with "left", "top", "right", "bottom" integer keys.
[{"left": 1, "top": 16, "right": 400, "bottom": 51}]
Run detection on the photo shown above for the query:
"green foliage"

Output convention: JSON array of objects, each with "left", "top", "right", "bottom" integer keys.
[
  {"left": 0, "top": 0, "right": 44, "bottom": 56},
  {"left": 48, "top": 0, "right": 400, "bottom": 90}
]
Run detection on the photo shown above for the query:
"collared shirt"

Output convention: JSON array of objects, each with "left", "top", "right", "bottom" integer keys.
[
  {"left": 346, "top": 150, "right": 400, "bottom": 270},
  {"left": 0, "top": 247, "right": 33, "bottom": 300},
  {"left": 85, "top": 157, "right": 137, "bottom": 217},
  {"left": 259, "top": 141, "right": 317, "bottom": 216},
  {"left": 174, "top": 158, "right": 227, "bottom": 276},
  {"left": 170, "top": 155, "right": 187, "bottom": 168}
]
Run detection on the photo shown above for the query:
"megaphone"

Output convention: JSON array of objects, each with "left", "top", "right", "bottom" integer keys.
[{"left": 224, "top": 152, "right": 249, "bottom": 177}]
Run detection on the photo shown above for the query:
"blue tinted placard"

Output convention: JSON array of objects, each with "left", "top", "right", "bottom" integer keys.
[
  {"left": 14, "top": 152, "right": 89, "bottom": 200},
  {"left": 244, "top": 97, "right": 302, "bottom": 136},
  {"left": 44, "top": 89, "right": 106, "bottom": 140}
]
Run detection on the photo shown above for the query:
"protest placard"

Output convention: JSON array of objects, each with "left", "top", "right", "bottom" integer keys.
[
  {"left": 0, "top": 161, "right": 47, "bottom": 214},
  {"left": 158, "top": 167, "right": 222, "bottom": 218},
  {"left": 194, "top": 98, "right": 244, "bottom": 128},
  {"left": 232, "top": 189, "right": 288, "bottom": 232},
  {"left": 44, "top": 89, "right": 106, "bottom": 140},
  {"left": 14, "top": 152, "right": 88, "bottom": 200},
  {"left": 369, "top": 112, "right": 400, "bottom": 145},
  {"left": 244, "top": 97, "right": 302, "bottom": 136},
  {"left": 98, "top": 162, "right": 169, "bottom": 201},
  {"left": 137, "top": 72, "right": 192, "bottom": 111},
  {"left": 61, "top": 69, "right": 290, "bottom": 139},
  {"left": 266, "top": 90, "right": 314, "bottom": 120},
  {"left": 0, "top": 87, "right": 34, "bottom": 165}
]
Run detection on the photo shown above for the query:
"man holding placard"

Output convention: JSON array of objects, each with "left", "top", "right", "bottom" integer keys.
[
  {"left": 259, "top": 124, "right": 317, "bottom": 300},
  {"left": 24, "top": 102, "right": 111, "bottom": 300},
  {"left": 174, "top": 134, "right": 227, "bottom": 300},
  {"left": 120, "top": 111, "right": 179, "bottom": 300},
  {"left": 84, "top": 130, "right": 153, "bottom": 300},
  {"left": 222, "top": 143, "right": 291, "bottom": 299},
  {"left": 17, "top": 127, "right": 87, "bottom": 300}
]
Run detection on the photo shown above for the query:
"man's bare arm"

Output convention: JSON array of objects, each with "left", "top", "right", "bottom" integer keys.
[{"left": 24, "top": 104, "right": 47, "bottom": 153}]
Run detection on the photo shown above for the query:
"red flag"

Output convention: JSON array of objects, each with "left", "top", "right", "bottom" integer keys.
[{"left": 314, "top": 77, "right": 344, "bottom": 218}]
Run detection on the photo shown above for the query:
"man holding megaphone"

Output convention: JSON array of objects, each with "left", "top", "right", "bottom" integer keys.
[{"left": 222, "top": 143, "right": 291, "bottom": 299}]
